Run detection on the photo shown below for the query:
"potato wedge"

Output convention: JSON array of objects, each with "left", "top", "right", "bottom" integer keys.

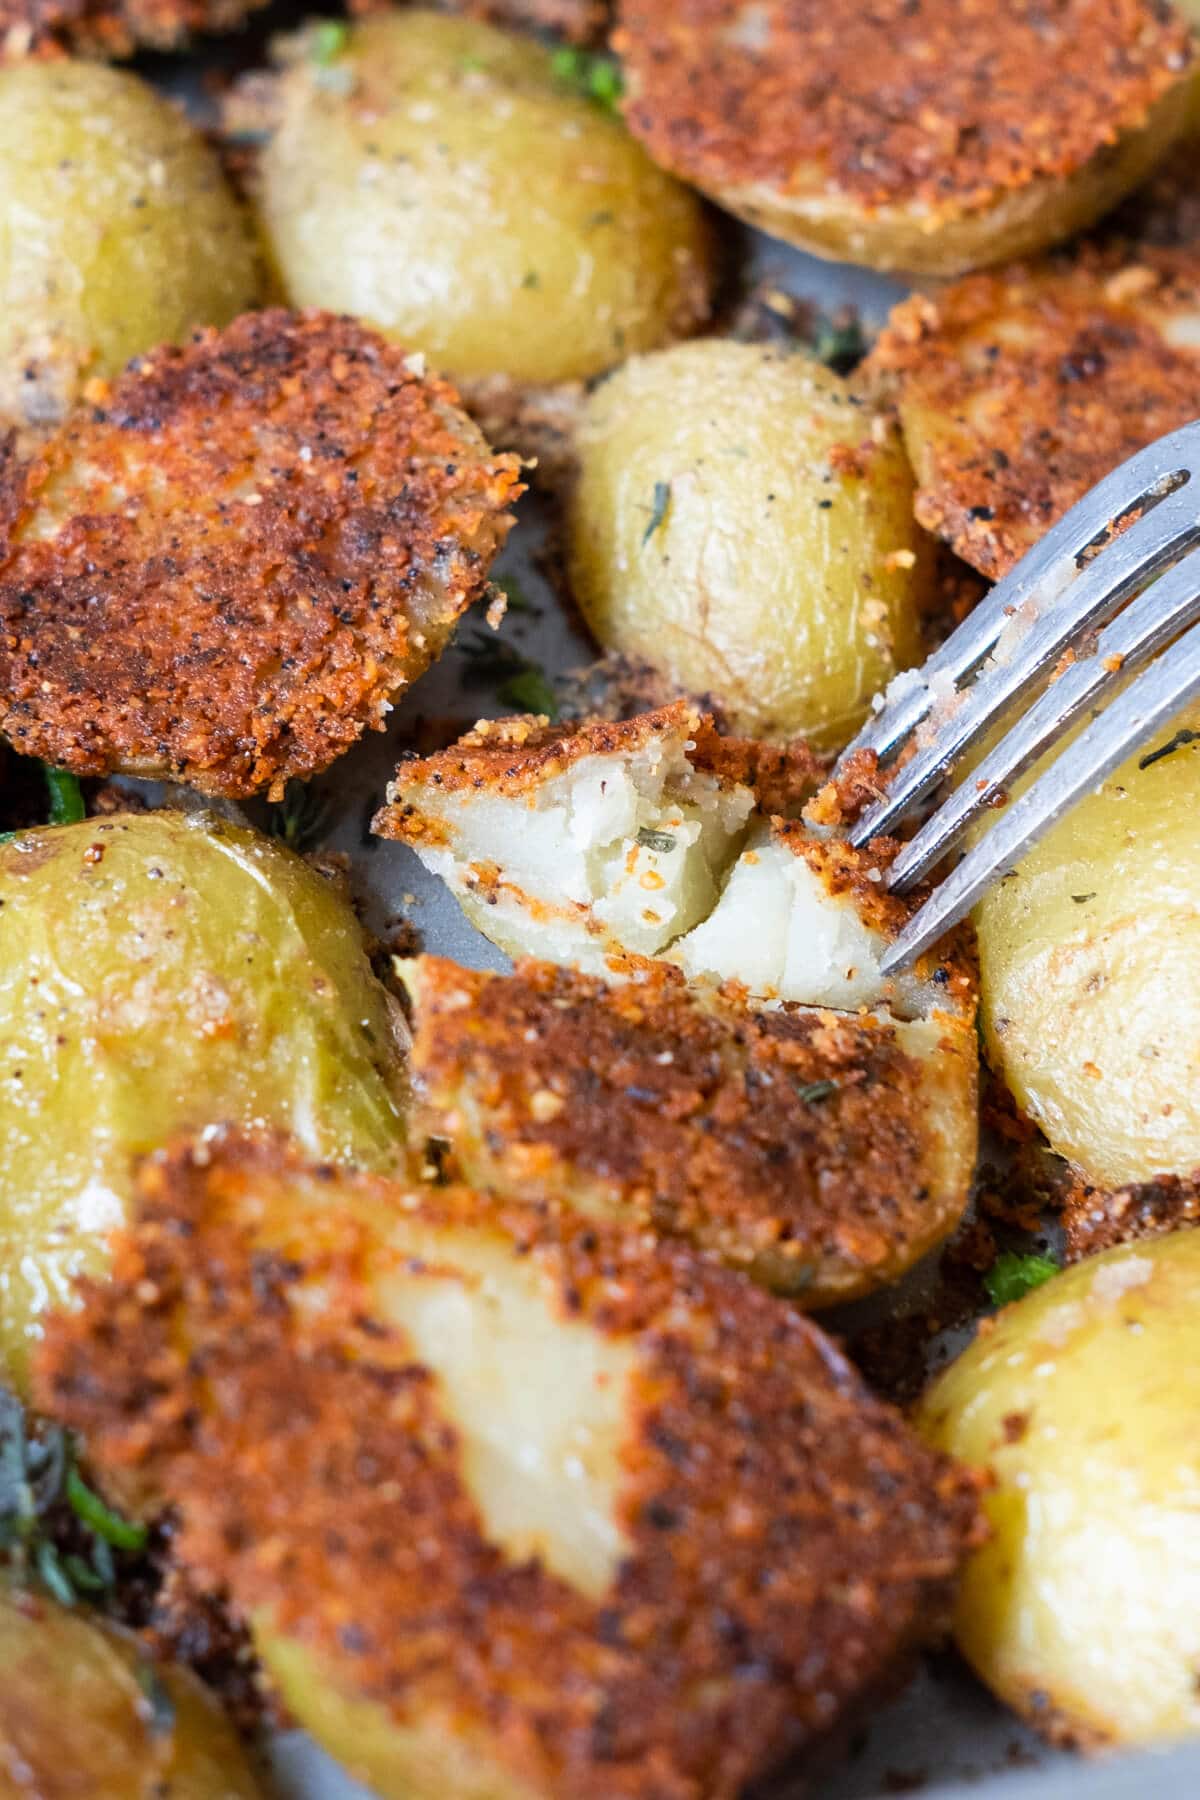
[
  {"left": 567, "top": 340, "right": 930, "bottom": 748},
  {"left": 974, "top": 705, "right": 1200, "bottom": 1189},
  {"left": 0, "top": 310, "right": 522, "bottom": 796},
  {"left": 0, "top": 811, "right": 406, "bottom": 1388},
  {"left": 254, "top": 11, "right": 712, "bottom": 387},
  {"left": 920, "top": 1232, "right": 1200, "bottom": 1748},
  {"left": 869, "top": 244, "right": 1200, "bottom": 579},
  {"left": 375, "top": 703, "right": 756, "bottom": 972},
  {"left": 0, "top": 63, "right": 258, "bottom": 443},
  {"left": 0, "top": 1583, "right": 263, "bottom": 1798},
  {"left": 38, "top": 1132, "right": 982, "bottom": 1800},
  {"left": 615, "top": 0, "right": 1198, "bottom": 276},
  {"left": 403, "top": 953, "right": 976, "bottom": 1304}
]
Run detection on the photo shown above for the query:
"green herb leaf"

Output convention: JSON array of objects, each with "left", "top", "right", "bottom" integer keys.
[
  {"left": 642, "top": 480, "right": 671, "bottom": 547},
  {"left": 796, "top": 1079, "right": 838, "bottom": 1104},
  {"left": 550, "top": 46, "right": 624, "bottom": 111},
  {"left": 812, "top": 312, "right": 867, "bottom": 372},
  {"left": 35, "top": 1540, "right": 76, "bottom": 1607},
  {"left": 636, "top": 827, "right": 677, "bottom": 854},
  {"left": 43, "top": 767, "right": 85, "bottom": 826},
  {"left": 66, "top": 1465, "right": 148, "bottom": 1551},
  {"left": 984, "top": 1250, "right": 1060, "bottom": 1308},
  {"left": 265, "top": 780, "right": 332, "bottom": 854},
  {"left": 309, "top": 19, "right": 349, "bottom": 64},
  {"left": 499, "top": 668, "right": 559, "bottom": 719}
]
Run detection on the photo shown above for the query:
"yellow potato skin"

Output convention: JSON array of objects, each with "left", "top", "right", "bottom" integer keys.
[
  {"left": 0, "top": 1585, "right": 263, "bottom": 1798},
  {"left": 920, "top": 1231, "right": 1200, "bottom": 1748},
  {"left": 256, "top": 11, "right": 712, "bottom": 386},
  {"left": 0, "top": 813, "right": 406, "bottom": 1390},
  {"left": 975, "top": 707, "right": 1200, "bottom": 1188},
  {"left": 0, "top": 62, "right": 259, "bottom": 437},
  {"left": 567, "top": 340, "right": 929, "bottom": 748}
]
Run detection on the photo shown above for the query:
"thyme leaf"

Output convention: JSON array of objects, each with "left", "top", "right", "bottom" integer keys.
[
  {"left": 265, "top": 780, "right": 332, "bottom": 854},
  {"left": 66, "top": 1466, "right": 148, "bottom": 1551},
  {"left": 795, "top": 1079, "right": 838, "bottom": 1104},
  {"left": 636, "top": 827, "right": 677, "bottom": 854},
  {"left": 984, "top": 1250, "right": 1060, "bottom": 1307},
  {"left": 499, "top": 668, "right": 559, "bottom": 719},
  {"left": 43, "top": 767, "right": 85, "bottom": 826},
  {"left": 550, "top": 47, "right": 623, "bottom": 112},
  {"left": 642, "top": 480, "right": 671, "bottom": 547}
]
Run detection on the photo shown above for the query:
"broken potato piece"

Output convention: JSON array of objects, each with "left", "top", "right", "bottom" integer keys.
[
  {"left": 869, "top": 244, "right": 1200, "bottom": 580},
  {"left": 38, "top": 1133, "right": 983, "bottom": 1800},
  {"left": 403, "top": 954, "right": 977, "bottom": 1304},
  {"left": 0, "top": 309, "right": 522, "bottom": 797},
  {"left": 615, "top": 0, "right": 1198, "bottom": 276},
  {"left": 374, "top": 703, "right": 757, "bottom": 972}
]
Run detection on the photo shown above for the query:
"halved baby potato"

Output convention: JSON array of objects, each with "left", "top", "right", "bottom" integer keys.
[
  {"left": 0, "top": 309, "right": 522, "bottom": 796},
  {"left": 567, "top": 339, "right": 930, "bottom": 748},
  {"left": 0, "top": 811, "right": 407, "bottom": 1388},
  {"left": 38, "top": 1132, "right": 982, "bottom": 1800},
  {"left": 0, "top": 1583, "right": 263, "bottom": 1799},
  {"left": 404, "top": 953, "right": 977, "bottom": 1305},
  {"left": 869, "top": 243, "right": 1200, "bottom": 580},
  {"left": 616, "top": 0, "right": 1198, "bottom": 276},
  {"left": 253, "top": 10, "right": 713, "bottom": 387},
  {"left": 920, "top": 1231, "right": 1200, "bottom": 1749},
  {"left": 0, "top": 61, "right": 258, "bottom": 443}
]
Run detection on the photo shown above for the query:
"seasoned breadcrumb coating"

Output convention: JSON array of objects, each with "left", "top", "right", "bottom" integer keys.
[
  {"left": 0, "top": 0, "right": 264, "bottom": 55},
  {"left": 37, "top": 1133, "right": 983, "bottom": 1800},
  {"left": 404, "top": 953, "right": 978, "bottom": 1304},
  {"left": 869, "top": 244, "right": 1200, "bottom": 578},
  {"left": 0, "top": 310, "right": 522, "bottom": 797}
]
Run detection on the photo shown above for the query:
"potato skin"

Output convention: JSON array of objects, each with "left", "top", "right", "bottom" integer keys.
[
  {"left": 255, "top": 10, "right": 712, "bottom": 386},
  {"left": 0, "top": 812, "right": 406, "bottom": 1389},
  {"left": 567, "top": 341, "right": 929, "bottom": 748},
  {"left": 0, "top": 62, "right": 258, "bottom": 439},
  {"left": 975, "top": 708, "right": 1200, "bottom": 1189},
  {"left": 0, "top": 1584, "right": 263, "bottom": 1798},
  {"left": 920, "top": 1231, "right": 1200, "bottom": 1747}
]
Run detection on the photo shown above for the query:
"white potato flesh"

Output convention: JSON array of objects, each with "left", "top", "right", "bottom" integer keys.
[{"left": 920, "top": 1231, "right": 1200, "bottom": 1747}]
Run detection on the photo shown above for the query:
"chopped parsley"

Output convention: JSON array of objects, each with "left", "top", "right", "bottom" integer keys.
[
  {"left": 550, "top": 47, "right": 624, "bottom": 113},
  {"left": 984, "top": 1249, "right": 1060, "bottom": 1307},
  {"left": 642, "top": 480, "right": 672, "bottom": 547},
  {"left": 309, "top": 19, "right": 349, "bottom": 64},
  {"left": 265, "top": 779, "right": 332, "bottom": 854}
]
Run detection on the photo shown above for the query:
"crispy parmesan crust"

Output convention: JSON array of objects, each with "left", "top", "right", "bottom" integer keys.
[
  {"left": 615, "top": 0, "right": 1194, "bottom": 217},
  {"left": 407, "top": 955, "right": 975, "bottom": 1302},
  {"left": 1062, "top": 1171, "right": 1200, "bottom": 1262},
  {"left": 36, "top": 1134, "right": 983, "bottom": 1800},
  {"left": 0, "top": 310, "right": 522, "bottom": 797},
  {"left": 869, "top": 244, "right": 1200, "bottom": 578},
  {"left": 0, "top": 0, "right": 262, "bottom": 54}
]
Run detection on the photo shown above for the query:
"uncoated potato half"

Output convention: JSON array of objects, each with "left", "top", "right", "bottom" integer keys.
[
  {"left": 921, "top": 1231, "right": 1200, "bottom": 1748},
  {"left": 567, "top": 340, "right": 930, "bottom": 748},
  {"left": 255, "top": 10, "right": 713, "bottom": 385}
]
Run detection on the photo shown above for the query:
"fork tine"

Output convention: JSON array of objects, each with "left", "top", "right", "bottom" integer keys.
[
  {"left": 888, "top": 539, "right": 1200, "bottom": 892},
  {"left": 842, "top": 417, "right": 1200, "bottom": 771},
  {"left": 878, "top": 617, "right": 1200, "bottom": 975},
  {"left": 846, "top": 476, "right": 1200, "bottom": 848}
]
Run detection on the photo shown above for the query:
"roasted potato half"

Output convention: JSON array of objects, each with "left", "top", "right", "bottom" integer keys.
[
  {"left": 0, "top": 811, "right": 406, "bottom": 1388},
  {"left": 0, "top": 310, "right": 522, "bottom": 796},
  {"left": 0, "top": 1583, "right": 263, "bottom": 1798},
  {"left": 920, "top": 1232, "right": 1200, "bottom": 1748},
  {"left": 870, "top": 244, "right": 1200, "bottom": 580},
  {"left": 403, "top": 953, "right": 977, "bottom": 1305},
  {"left": 616, "top": 0, "right": 1198, "bottom": 276},
  {"left": 0, "top": 62, "right": 258, "bottom": 444},
  {"left": 566, "top": 340, "right": 930, "bottom": 748},
  {"left": 254, "top": 10, "right": 712, "bottom": 387},
  {"left": 39, "top": 1132, "right": 982, "bottom": 1800},
  {"left": 974, "top": 706, "right": 1200, "bottom": 1190}
]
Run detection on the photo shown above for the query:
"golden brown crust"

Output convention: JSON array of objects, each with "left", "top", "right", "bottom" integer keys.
[
  {"left": 37, "top": 1132, "right": 982, "bottom": 1800},
  {"left": 0, "top": 0, "right": 263, "bottom": 54},
  {"left": 373, "top": 700, "right": 707, "bottom": 821},
  {"left": 1062, "top": 1171, "right": 1200, "bottom": 1262},
  {"left": 407, "top": 954, "right": 974, "bottom": 1302},
  {"left": 0, "top": 310, "right": 522, "bottom": 798},
  {"left": 616, "top": 0, "right": 1194, "bottom": 217},
  {"left": 869, "top": 244, "right": 1200, "bottom": 579}
]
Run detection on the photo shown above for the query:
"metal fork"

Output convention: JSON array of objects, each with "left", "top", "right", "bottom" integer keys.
[{"left": 835, "top": 419, "right": 1200, "bottom": 975}]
